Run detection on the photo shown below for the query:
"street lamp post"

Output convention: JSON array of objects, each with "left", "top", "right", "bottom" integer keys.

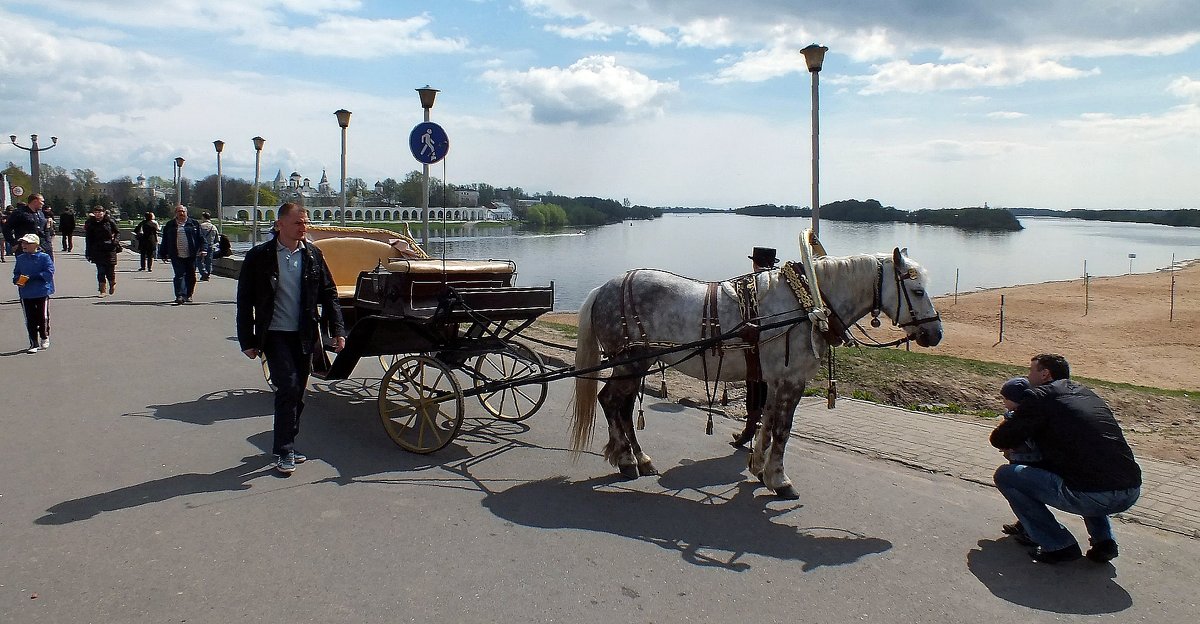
[
  {"left": 335, "top": 109, "right": 352, "bottom": 227},
  {"left": 800, "top": 43, "right": 828, "bottom": 238},
  {"left": 173, "top": 156, "right": 186, "bottom": 206},
  {"left": 213, "top": 140, "right": 225, "bottom": 234},
  {"left": 416, "top": 86, "right": 439, "bottom": 248},
  {"left": 9, "top": 134, "right": 58, "bottom": 195},
  {"left": 252, "top": 136, "right": 265, "bottom": 245}
]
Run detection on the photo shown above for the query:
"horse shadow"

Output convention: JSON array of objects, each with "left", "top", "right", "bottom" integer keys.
[
  {"left": 966, "top": 538, "right": 1132, "bottom": 614},
  {"left": 479, "top": 453, "right": 892, "bottom": 572}
]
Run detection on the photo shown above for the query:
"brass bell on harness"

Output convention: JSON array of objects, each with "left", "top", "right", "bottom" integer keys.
[{"left": 870, "top": 316, "right": 882, "bottom": 328}]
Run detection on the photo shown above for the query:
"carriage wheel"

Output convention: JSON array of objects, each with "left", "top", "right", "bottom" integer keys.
[
  {"left": 378, "top": 355, "right": 464, "bottom": 454},
  {"left": 378, "top": 354, "right": 400, "bottom": 372},
  {"left": 260, "top": 355, "right": 276, "bottom": 391},
  {"left": 471, "top": 343, "right": 548, "bottom": 422}
]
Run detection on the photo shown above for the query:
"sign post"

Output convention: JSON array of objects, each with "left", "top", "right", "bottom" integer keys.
[{"left": 409, "top": 121, "right": 449, "bottom": 248}]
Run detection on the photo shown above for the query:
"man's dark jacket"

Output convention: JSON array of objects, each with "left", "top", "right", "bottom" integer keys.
[
  {"left": 59, "top": 211, "right": 76, "bottom": 234},
  {"left": 6, "top": 205, "right": 48, "bottom": 243},
  {"left": 991, "top": 379, "right": 1141, "bottom": 492},
  {"left": 236, "top": 237, "right": 346, "bottom": 354},
  {"left": 158, "top": 217, "right": 206, "bottom": 259}
]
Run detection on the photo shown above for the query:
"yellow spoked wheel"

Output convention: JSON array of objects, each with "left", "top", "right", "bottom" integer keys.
[
  {"left": 378, "top": 354, "right": 400, "bottom": 372},
  {"left": 260, "top": 355, "right": 276, "bottom": 391},
  {"left": 378, "top": 355, "right": 464, "bottom": 454},
  {"left": 471, "top": 343, "right": 547, "bottom": 422}
]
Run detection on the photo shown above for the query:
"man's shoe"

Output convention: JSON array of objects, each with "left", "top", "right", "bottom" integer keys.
[
  {"left": 40, "top": 337, "right": 50, "bottom": 349},
  {"left": 1030, "top": 543, "right": 1083, "bottom": 564},
  {"left": 200, "top": 275, "right": 210, "bottom": 281},
  {"left": 27, "top": 346, "right": 38, "bottom": 354},
  {"left": 109, "top": 284, "right": 115, "bottom": 295},
  {"left": 1001, "top": 521, "right": 1037, "bottom": 546},
  {"left": 275, "top": 454, "right": 296, "bottom": 475},
  {"left": 183, "top": 297, "right": 193, "bottom": 303},
  {"left": 174, "top": 296, "right": 184, "bottom": 305},
  {"left": 292, "top": 451, "right": 307, "bottom": 464},
  {"left": 1085, "top": 539, "right": 1119, "bottom": 562}
]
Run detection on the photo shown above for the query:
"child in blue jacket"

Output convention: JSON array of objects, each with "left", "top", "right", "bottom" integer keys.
[{"left": 13, "top": 233, "right": 55, "bottom": 353}]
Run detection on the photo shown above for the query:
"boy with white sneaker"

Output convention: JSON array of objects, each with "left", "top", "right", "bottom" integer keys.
[{"left": 12, "top": 233, "right": 55, "bottom": 353}]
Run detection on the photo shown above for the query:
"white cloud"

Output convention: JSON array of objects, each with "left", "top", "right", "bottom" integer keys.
[
  {"left": 1167, "top": 76, "right": 1200, "bottom": 102},
  {"left": 481, "top": 55, "right": 679, "bottom": 125},
  {"left": 544, "top": 21, "right": 618, "bottom": 41},
  {"left": 242, "top": 15, "right": 467, "bottom": 58},
  {"left": 987, "top": 111, "right": 1027, "bottom": 119},
  {"left": 628, "top": 26, "right": 672, "bottom": 47}
]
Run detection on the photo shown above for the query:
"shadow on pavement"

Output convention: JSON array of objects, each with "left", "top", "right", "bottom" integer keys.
[
  {"left": 480, "top": 453, "right": 892, "bottom": 572},
  {"left": 966, "top": 538, "right": 1132, "bottom": 614}
]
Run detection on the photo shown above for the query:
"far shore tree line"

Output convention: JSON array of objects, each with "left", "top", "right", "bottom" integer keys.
[
  {"left": 6, "top": 162, "right": 1195, "bottom": 231},
  {"left": 3, "top": 162, "right": 660, "bottom": 228}
]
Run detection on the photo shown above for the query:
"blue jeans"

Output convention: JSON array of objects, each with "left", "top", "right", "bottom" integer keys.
[
  {"left": 170, "top": 256, "right": 197, "bottom": 298},
  {"left": 197, "top": 250, "right": 212, "bottom": 278},
  {"left": 994, "top": 463, "right": 1140, "bottom": 550},
  {"left": 262, "top": 331, "right": 310, "bottom": 456}
]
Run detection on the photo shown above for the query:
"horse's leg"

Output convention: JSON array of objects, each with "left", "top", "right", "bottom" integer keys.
[
  {"left": 624, "top": 410, "right": 658, "bottom": 477},
  {"left": 762, "top": 381, "right": 805, "bottom": 500},
  {"left": 748, "top": 422, "right": 770, "bottom": 481},
  {"left": 598, "top": 374, "right": 640, "bottom": 479}
]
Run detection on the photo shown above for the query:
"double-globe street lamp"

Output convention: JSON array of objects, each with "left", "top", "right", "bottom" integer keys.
[
  {"left": 213, "top": 140, "right": 225, "bottom": 234},
  {"left": 800, "top": 43, "right": 828, "bottom": 239},
  {"left": 252, "top": 136, "right": 265, "bottom": 245},
  {"left": 9, "top": 134, "right": 58, "bottom": 195},
  {"left": 416, "top": 85, "right": 439, "bottom": 248},
  {"left": 173, "top": 156, "right": 186, "bottom": 206},
  {"left": 335, "top": 109, "right": 352, "bottom": 226}
]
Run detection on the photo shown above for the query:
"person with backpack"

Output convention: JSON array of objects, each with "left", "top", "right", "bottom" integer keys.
[{"left": 197, "top": 211, "right": 218, "bottom": 281}]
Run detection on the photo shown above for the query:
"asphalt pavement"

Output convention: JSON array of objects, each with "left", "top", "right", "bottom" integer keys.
[{"left": 2, "top": 244, "right": 1198, "bottom": 624}]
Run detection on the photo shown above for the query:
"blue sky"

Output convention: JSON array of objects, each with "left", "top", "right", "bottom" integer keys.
[{"left": 2, "top": 0, "right": 1198, "bottom": 210}]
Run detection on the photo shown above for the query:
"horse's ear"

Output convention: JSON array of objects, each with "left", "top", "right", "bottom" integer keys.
[
  {"left": 892, "top": 247, "right": 904, "bottom": 267},
  {"left": 900, "top": 247, "right": 908, "bottom": 257}
]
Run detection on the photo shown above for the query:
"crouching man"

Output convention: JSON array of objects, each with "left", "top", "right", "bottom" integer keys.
[{"left": 990, "top": 353, "right": 1141, "bottom": 564}]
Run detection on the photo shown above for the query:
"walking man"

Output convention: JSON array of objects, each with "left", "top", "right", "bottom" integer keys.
[
  {"left": 59, "top": 208, "right": 76, "bottom": 252},
  {"left": 158, "top": 205, "right": 206, "bottom": 304},
  {"left": 236, "top": 203, "right": 345, "bottom": 475},
  {"left": 197, "top": 211, "right": 218, "bottom": 281},
  {"left": 991, "top": 353, "right": 1142, "bottom": 564}
]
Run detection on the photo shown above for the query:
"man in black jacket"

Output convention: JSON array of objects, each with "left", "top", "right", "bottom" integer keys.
[
  {"left": 237, "top": 203, "right": 345, "bottom": 475},
  {"left": 6, "top": 195, "right": 50, "bottom": 256},
  {"left": 991, "top": 353, "right": 1141, "bottom": 564},
  {"left": 59, "top": 209, "right": 76, "bottom": 252}
]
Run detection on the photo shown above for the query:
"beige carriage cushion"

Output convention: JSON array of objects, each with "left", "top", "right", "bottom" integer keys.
[
  {"left": 385, "top": 259, "right": 515, "bottom": 275},
  {"left": 313, "top": 237, "right": 397, "bottom": 298}
]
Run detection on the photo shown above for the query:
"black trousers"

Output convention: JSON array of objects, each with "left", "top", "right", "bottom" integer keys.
[
  {"left": 94, "top": 261, "right": 116, "bottom": 289},
  {"left": 61, "top": 232, "right": 74, "bottom": 251},
  {"left": 140, "top": 250, "right": 155, "bottom": 270},
  {"left": 20, "top": 297, "right": 50, "bottom": 345},
  {"left": 263, "top": 331, "right": 311, "bottom": 456}
]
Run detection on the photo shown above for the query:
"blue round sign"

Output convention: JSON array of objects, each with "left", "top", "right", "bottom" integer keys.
[{"left": 409, "top": 122, "right": 449, "bottom": 165}]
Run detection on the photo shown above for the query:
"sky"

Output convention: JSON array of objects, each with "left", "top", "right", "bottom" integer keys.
[{"left": 2, "top": 0, "right": 1199, "bottom": 211}]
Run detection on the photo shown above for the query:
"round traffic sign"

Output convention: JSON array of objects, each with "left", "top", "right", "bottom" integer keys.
[
  {"left": 11, "top": 185, "right": 24, "bottom": 197},
  {"left": 409, "top": 122, "right": 449, "bottom": 165}
]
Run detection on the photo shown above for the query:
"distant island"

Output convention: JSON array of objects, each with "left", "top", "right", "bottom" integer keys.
[
  {"left": 1008, "top": 207, "right": 1200, "bottom": 228},
  {"left": 733, "top": 199, "right": 1023, "bottom": 231}
]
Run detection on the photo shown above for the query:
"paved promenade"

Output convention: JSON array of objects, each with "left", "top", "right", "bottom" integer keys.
[{"left": 3, "top": 245, "right": 1198, "bottom": 623}]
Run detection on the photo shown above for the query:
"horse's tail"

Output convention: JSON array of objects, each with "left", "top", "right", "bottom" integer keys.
[{"left": 570, "top": 287, "right": 602, "bottom": 454}]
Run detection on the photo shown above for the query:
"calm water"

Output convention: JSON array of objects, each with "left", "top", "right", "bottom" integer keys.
[
  {"left": 428, "top": 214, "right": 1200, "bottom": 310},
  {"left": 233, "top": 214, "right": 1200, "bottom": 310}
]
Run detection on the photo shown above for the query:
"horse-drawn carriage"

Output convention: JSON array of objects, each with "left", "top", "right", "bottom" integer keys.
[{"left": 263, "top": 227, "right": 555, "bottom": 454}]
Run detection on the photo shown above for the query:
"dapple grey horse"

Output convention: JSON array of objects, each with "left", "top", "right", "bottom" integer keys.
[{"left": 569, "top": 248, "right": 943, "bottom": 499}]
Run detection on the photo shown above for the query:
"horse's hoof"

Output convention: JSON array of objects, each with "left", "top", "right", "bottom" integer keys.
[
  {"left": 618, "top": 464, "right": 639, "bottom": 479},
  {"left": 774, "top": 485, "right": 800, "bottom": 500},
  {"left": 637, "top": 461, "right": 659, "bottom": 477}
]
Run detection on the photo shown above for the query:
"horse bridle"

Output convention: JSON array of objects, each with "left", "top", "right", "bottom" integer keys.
[{"left": 871, "top": 259, "right": 941, "bottom": 330}]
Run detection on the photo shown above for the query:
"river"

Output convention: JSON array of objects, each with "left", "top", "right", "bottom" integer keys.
[{"left": 233, "top": 214, "right": 1200, "bottom": 311}]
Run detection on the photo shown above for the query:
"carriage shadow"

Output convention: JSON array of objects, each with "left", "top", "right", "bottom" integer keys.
[
  {"left": 967, "top": 538, "right": 1132, "bottom": 614},
  {"left": 480, "top": 454, "right": 892, "bottom": 572}
]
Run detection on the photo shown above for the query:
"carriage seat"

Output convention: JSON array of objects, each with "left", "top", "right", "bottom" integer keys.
[
  {"left": 313, "top": 237, "right": 398, "bottom": 299},
  {"left": 384, "top": 259, "right": 516, "bottom": 275}
]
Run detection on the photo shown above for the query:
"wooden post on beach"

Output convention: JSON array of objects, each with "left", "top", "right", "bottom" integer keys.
[
  {"left": 954, "top": 268, "right": 959, "bottom": 304},
  {"left": 1170, "top": 253, "right": 1176, "bottom": 322},
  {"left": 997, "top": 294, "right": 1005, "bottom": 343},
  {"left": 1083, "top": 260, "right": 1089, "bottom": 316}
]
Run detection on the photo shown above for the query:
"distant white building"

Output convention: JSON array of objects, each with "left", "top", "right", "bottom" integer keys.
[
  {"left": 486, "top": 201, "right": 514, "bottom": 221},
  {"left": 454, "top": 189, "right": 480, "bottom": 207}
]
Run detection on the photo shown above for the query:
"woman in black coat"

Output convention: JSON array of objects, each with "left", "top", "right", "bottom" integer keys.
[
  {"left": 84, "top": 205, "right": 121, "bottom": 296},
  {"left": 134, "top": 212, "right": 159, "bottom": 271}
]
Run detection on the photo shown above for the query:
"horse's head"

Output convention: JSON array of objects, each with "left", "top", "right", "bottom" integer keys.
[{"left": 879, "top": 248, "right": 943, "bottom": 347}]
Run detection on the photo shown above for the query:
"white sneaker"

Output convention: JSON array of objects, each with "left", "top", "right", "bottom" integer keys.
[
  {"left": 40, "top": 337, "right": 50, "bottom": 349},
  {"left": 27, "top": 346, "right": 38, "bottom": 354}
]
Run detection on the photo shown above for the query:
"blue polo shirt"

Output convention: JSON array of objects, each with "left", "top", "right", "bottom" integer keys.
[{"left": 268, "top": 241, "right": 304, "bottom": 331}]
